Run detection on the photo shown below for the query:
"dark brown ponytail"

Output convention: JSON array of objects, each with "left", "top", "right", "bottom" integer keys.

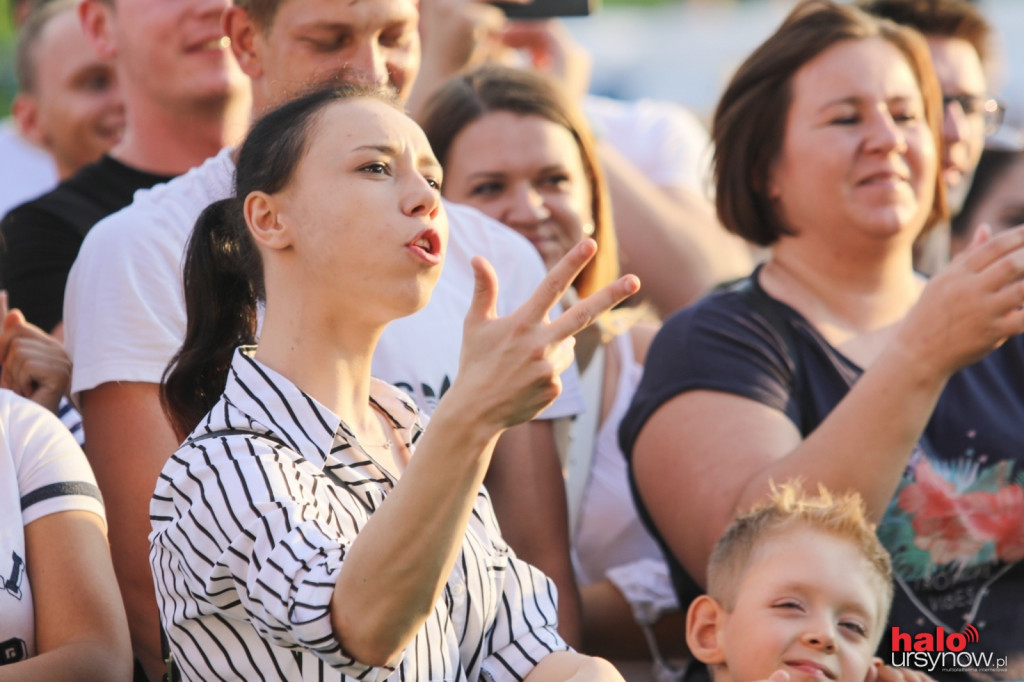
[{"left": 161, "top": 197, "right": 262, "bottom": 439}]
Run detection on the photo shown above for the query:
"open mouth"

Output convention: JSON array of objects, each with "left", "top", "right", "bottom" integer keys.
[{"left": 407, "top": 229, "right": 442, "bottom": 264}]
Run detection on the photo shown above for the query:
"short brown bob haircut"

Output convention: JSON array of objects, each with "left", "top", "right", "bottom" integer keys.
[
  {"left": 420, "top": 64, "right": 619, "bottom": 299},
  {"left": 711, "top": 0, "right": 947, "bottom": 247}
]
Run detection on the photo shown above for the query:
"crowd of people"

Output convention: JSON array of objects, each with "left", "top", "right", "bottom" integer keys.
[{"left": 0, "top": 0, "right": 1020, "bottom": 681}]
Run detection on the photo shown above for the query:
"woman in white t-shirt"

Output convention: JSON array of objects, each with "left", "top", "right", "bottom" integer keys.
[
  {"left": 0, "top": 388, "right": 130, "bottom": 680},
  {"left": 419, "top": 65, "right": 686, "bottom": 678},
  {"left": 153, "top": 84, "right": 638, "bottom": 681}
]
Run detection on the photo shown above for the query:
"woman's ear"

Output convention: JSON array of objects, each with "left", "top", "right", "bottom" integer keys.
[
  {"left": 687, "top": 594, "right": 728, "bottom": 666},
  {"left": 244, "top": 191, "right": 292, "bottom": 250}
]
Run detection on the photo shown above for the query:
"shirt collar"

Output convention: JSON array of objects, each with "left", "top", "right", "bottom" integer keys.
[{"left": 220, "top": 347, "right": 423, "bottom": 469}]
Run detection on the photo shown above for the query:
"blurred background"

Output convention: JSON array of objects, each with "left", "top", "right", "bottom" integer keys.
[
  {"left": 0, "top": 0, "right": 1020, "bottom": 141},
  {"left": 563, "top": 0, "right": 1023, "bottom": 143}
]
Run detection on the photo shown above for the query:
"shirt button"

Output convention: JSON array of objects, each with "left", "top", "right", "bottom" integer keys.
[{"left": 451, "top": 583, "right": 466, "bottom": 602}]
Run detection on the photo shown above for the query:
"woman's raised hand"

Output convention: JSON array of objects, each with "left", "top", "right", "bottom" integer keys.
[
  {"left": 898, "top": 224, "right": 1024, "bottom": 377},
  {"left": 456, "top": 239, "right": 640, "bottom": 430},
  {"left": 0, "top": 292, "right": 72, "bottom": 414}
]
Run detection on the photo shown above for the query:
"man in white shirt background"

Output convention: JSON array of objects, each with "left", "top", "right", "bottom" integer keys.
[{"left": 9, "top": 0, "right": 123, "bottom": 184}]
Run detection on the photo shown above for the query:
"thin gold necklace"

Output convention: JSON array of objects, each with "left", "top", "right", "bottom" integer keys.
[
  {"left": 359, "top": 436, "right": 392, "bottom": 450},
  {"left": 358, "top": 409, "right": 394, "bottom": 450}
]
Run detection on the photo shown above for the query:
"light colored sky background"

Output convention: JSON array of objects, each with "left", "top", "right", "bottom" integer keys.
[{"left": 567, "top": 0, "right": 1024, "bottom": 146}]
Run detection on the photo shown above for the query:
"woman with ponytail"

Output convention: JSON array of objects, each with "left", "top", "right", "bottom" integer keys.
[{"left": 150, "top": 83, "right": 638, "bottom": 682}]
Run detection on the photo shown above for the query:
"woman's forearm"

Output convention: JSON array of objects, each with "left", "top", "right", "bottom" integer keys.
[
  {"left": 20, "top": 511, "right": 133, "bottom": 682},
  {"left": 329, "top": 391, "right": 501, "bottom": 666},
  {"left": 634, "top": 341, "right": 952, "bottom": 588},
  {"left": 737, "top": 227, "right": 1024, "bottom": 521},
  {"left": 331, "top": 243, "right": 640, "bottom": 664},
  {"left": 524, "top": 650, "right": 625, "bottom": 681},
  {"left": 0, "top": 643, "right": 132, "bottom": 682},
  {"left": 739, "top": 339, "right": 948, "bottom": 521}
]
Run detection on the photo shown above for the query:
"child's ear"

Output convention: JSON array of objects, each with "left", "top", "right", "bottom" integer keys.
[
  {"left": 686, "top": 594, "right": 727, "bottom": 665},
  {"left": 864, "top": 657, "right": 883, "bottom": 682}
]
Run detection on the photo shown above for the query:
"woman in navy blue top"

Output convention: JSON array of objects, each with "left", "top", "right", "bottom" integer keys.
[{"left": 620, "top": 2, "right": 1024, "bottom": 677}]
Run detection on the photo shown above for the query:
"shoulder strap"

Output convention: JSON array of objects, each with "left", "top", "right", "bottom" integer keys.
[{"left": 565, "top": 343, "right": 606, "bottom": 537}]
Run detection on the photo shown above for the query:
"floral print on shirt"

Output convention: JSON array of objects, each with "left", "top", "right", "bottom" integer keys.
[{"left": 878, "top": 443, "right": 1023, "bottom": 632}]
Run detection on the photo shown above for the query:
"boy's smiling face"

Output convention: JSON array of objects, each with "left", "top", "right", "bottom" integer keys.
[{"left": 694, "top": 526, "right": 887, "bottom": 682}]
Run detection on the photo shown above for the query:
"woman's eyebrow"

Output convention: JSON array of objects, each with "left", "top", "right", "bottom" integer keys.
[
  {"left": 818, "top": 96, "right": 860, "bottom": 112},
  {"left": 419, "top": 155, "right": 443, "bottom": 173},
  {"left": 353, "top": 143, "right": 399, "bottom": 155}
]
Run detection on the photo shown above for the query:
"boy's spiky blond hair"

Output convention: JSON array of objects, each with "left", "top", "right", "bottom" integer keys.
[{"left": 707, "top": 482, "right": 894, "bottom": 627}]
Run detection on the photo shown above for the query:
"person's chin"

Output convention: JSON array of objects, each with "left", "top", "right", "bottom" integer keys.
[{"left": 943, "top": 169, "right": 972, "bottom": 213}]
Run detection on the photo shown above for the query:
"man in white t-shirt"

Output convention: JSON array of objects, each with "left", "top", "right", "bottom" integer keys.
[{"left": 65, "top": 0, "right": 585, "bottom": 672}]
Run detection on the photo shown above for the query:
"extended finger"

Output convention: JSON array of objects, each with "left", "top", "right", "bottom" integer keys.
[
  {"left": 549, "top": 336, "right": 576, "bottom": 377},
  {"left": 990, "top": 277, "right": 1024, "bottom": 313},
  {"left": 519, "top": 239, "right": 598, "bottom": 322},
  {"left": 547, "top": 273, "right": 640, "bottom": 340},
  {"left": 876, "top": 666, "right": 908, "bottom": 682},
  {"left": 1, "top": 346, "right": 32, "bottom": 396},
  {"left": 962, "top": 224, "right": 1024, "bottom": 273},
  {"left": 12, "top": 341, "right": 72, "bottom": 377},
  {"left": 465, "top": 256, "right": 500, "bottom": 325},
  {"left": 975, "top": 239, "right": 1024, "bottom": 293},
  {"left": 995, "top": 304, "right": 1024, "bottom": 340},
  {"left": 0, "top": 307, "right": 24, "bottom": 361},
  {"left": 22, "top": 355, "right": 71, "bottom": 393}
]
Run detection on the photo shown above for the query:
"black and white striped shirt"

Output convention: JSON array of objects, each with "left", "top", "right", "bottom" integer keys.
[{"left": 150, "top": 348, "right": 568, "bottom": 681}]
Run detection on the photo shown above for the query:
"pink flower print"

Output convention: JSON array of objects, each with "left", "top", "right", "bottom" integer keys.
[
  {"left": 959, "top": 485, "right": 1024, "bottom": 563},
  {"left": 898, "top": 460, "right": 986, "bottom": 565}
]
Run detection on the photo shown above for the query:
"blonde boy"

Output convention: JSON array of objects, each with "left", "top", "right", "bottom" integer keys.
[{"left": 686, "top": 484, "right": 894, "bottom": 682}]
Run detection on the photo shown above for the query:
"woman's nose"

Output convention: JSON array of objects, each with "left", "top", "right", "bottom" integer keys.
[
  {"left": 403, "top": 175, "right": 442, "bottom": 220},
  {"left": 864, "top": 108, "right": 907, "bottom": 155},
  {"left": 503, "top": 184, "right": 550, "bottom": 229}
]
